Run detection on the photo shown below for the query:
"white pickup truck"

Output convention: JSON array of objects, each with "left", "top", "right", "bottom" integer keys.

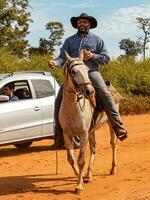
[{"left": 0, "top": 71, "right": 60, "bottom": 149}]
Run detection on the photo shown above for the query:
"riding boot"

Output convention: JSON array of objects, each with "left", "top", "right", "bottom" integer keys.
[
  {"left": 106, "top": 113, "right": 128, "bottom": 141},
  {"left": 89, "top": 71, "right": 128, "bottom": 141},
  {"left": 51, "top": 85, "right": 65, "bottom": 148},
  {"left": 112, "top": 122, "right": 127, "bottom": 141}
]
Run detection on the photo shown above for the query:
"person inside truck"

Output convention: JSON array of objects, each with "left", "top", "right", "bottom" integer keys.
[{"left": 3, "top": 82, "right": 19, "bottom": 101}]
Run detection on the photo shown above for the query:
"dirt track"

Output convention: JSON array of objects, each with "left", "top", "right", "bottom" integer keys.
[{"left": 0, "top": 114, "right": 150, "bottom": 200}]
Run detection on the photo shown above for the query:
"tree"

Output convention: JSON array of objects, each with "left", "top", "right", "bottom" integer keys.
[
  {"left": 39, "top": 22, "right": 64, "bottom": 55},
  {"left": 136, "top": 17, "right": 150, "bottom": 60},
  {"left": 0, "top": 0, "right": 32, "bottom": 57},
  {"left": 119, "top": 38, "right": 141, "bottom": 57},
  {"left": 28, "top": 47, "right": 41, "bottom": 55}
]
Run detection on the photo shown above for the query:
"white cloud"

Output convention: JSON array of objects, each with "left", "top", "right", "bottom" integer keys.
[
  {"left": 30, "top": 1, "right": 98, "bottom": 10},
  {"left": 100, "top": 4, "right": 150, "bottom": 36},
  {"left": 51, "top": 2, "right": 98, "bottom": 8},
  {"left": 51, "top": 0, "right": 100, "bottom": 9}
]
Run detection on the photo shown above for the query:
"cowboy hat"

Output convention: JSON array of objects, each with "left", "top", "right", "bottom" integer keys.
[{"left": 70, "top": 13, "right": 97, "bottom": 29}]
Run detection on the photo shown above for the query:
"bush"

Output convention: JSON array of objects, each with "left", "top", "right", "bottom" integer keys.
[
  {"left": 0, "top": 48, "right": 20, "bottom": 73},
  {"left": 0, "top": 49, "right": 149, "bottom": 115},
  {"left": 120, "top": 95, "right": 150, "bottom": 115},
  {"left": 101, "top": 57, "right": 150, "bottom": 96},
  {"left": 0, "top": 49, "right": 63, "bottom": 84}
]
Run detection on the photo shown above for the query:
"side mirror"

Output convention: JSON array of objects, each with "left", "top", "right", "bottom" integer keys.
[{"left": 0, "top": 95, "right": 9, "bottom": 103}]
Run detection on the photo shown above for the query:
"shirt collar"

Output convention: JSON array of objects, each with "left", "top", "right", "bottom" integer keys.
[{"left": 76, "top": 31, "right": 92, "bottom": 38}]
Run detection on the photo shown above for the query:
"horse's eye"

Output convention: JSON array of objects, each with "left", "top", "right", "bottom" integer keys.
[{"left": 71, "top": 69, "right": 76, "bottom": 75}]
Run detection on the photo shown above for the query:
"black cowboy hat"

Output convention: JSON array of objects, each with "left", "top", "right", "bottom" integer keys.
[{"left": 70, "top": 13, "right": 97, "bottom": 29}]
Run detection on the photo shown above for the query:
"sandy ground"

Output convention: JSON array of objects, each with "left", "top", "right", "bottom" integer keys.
[{"left": 0, "top": 114, "right": 150, "bottom": 200}]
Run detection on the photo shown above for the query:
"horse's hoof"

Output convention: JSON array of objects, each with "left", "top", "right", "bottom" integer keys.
[
  {"left": 75, "top": 188, "right": 82, "bottom": 195},
  {"left": 83, "top": 176, "right": 92, "bottom": 183},
  {"left": 83, "top": 178, "right": 88, "bottom": 183},
  {"left": 110, "top": 170, "right": 116, "bottom": 175}
]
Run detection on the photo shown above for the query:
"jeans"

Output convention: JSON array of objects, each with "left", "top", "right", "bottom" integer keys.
[{"left": 88, "top": 71, "right": 122, "bottom": 124}]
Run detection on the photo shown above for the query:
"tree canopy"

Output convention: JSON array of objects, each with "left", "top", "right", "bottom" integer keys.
[
  {"left": 0, "top": 0, "right": 32, "bottom": 57},
  {"left": 119, "top": 38, "right": 141, "bottom": 58},
  {"left": 29, "top": 22, "right": 64, "bottom": 56},
  {"left": 119, "top": 17, "right": 150, "bottom": 60},
  {"left": 136, "top": 17, "right": 150, "bottom": 60}
]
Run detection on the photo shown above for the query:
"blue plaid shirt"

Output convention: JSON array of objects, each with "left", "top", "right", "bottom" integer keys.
[{"left": 56, "top": 31, "right": 110, "bottom": 71}]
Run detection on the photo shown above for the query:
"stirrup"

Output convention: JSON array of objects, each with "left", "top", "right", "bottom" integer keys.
[{"left": 112, "top": 123, "right": 128, "bottom": 141}]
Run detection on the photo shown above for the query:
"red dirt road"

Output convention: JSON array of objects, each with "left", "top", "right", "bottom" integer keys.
[{"left": 0, "top": 114, "right": 150, "bottom": 200}]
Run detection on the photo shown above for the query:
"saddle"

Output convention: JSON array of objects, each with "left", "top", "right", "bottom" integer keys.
[
  {"left": 89, "top": 81, "right": 119, "bottom": 125},
  {"left": 90, "top": 81, "right": 127, "bottom": 141}
]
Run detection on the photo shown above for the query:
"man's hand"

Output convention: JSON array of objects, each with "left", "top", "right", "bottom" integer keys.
[
  {"left": 83, "top": 49, "right": 93, "bottom": 61},
  {"left": 49, "top": 60, "right": 57, "bottom": 68}
]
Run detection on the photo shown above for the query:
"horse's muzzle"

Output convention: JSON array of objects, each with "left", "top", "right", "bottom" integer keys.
[{"left": 84, "top": 86, "right": 95, "bottom": 98}]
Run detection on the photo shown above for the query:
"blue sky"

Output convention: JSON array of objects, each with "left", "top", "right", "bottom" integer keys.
[{"left": 27, "top": 0, "right": 150, "bottom": 58}]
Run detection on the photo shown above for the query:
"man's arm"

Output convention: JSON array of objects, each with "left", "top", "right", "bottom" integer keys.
[
  {"left": 92, "top": 39, "right": 110, "bottom": 65},
  {"left": 49, "top": 38, "right": 70, "bottom": 68}
]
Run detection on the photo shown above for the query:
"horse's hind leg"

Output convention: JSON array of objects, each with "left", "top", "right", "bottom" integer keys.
[
  {"left": 63, "top": 133, "right": 79, "bottom": 176},
  {"left": 84, "top": 130, "right": 96, "bottom": 183},
  {"left": 108, "top": 122, "right": 118, "bottom": 175}
]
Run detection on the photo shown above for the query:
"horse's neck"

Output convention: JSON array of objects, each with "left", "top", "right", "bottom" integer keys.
[
  {"left": 63, "top": 81, "right": 75, "bottom": 96},
  {"left": 62, "top": 88, "right": 77, "bottom": 104},
  {"left": 61, "top": 83, "right": 94, "bottom": 129}
]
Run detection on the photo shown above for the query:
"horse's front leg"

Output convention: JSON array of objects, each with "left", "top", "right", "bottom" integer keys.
[
  {"left": 63, "top": 133, "right": 79, "bottom": 176},
  {"left": 75, "top": 133, "right": 88, "bottom": 194},
  {"left": 84, "top": 130, "right": 96, "bottom": 183},
  {"left": 108, "top": 122, "right": 118, "bottom": 175}
]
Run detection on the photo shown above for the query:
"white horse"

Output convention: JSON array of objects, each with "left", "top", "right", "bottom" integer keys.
[{"left": 59, "top": 50, "right": 122, "bottom": 194}]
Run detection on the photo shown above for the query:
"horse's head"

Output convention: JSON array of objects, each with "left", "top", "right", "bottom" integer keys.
[{"left": 64, "top": 50, "right": 95, "bottom": 99}]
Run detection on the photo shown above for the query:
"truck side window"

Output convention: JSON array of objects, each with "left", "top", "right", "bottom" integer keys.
[{"left": 31, "top": 79, "right": 55, "bottom": 98}]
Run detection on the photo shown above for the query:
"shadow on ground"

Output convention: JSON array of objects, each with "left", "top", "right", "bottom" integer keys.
[
  {"left": 0, "top": 174, "right": 76, "bottom": 196},
  {"left": 0, "top": 144, "right": 65, "bottom": 158}
]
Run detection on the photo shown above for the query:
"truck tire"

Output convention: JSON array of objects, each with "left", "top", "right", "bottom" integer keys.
[{"left": 14, "top": 142, "right": 33, "bottom": 150}]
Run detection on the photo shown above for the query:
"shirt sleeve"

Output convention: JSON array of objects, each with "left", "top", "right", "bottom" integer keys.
[
  {"left": 10, "top": 95, "right": 19, "bottom": 101},
  {"left": 92, "top": 38, "right": 110, "bottom": 65},
  {"left": 55, "top": 38, "right": 70, "bottom": 67}
]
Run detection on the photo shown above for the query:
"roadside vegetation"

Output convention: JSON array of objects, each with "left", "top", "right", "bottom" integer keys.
[
  {"left": 0, "top": 48, "right": 149, "bottom": 115},
  {"left": 0, "top": 1, "right": 150, "bottom": 115},
  {"left": 101, "top": 57, "right": 150, "bottom": 114}
]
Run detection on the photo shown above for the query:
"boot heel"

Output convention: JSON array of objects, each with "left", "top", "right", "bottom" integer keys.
[{"left": 112, "top": 123, "right": 128, "bottom": 141}]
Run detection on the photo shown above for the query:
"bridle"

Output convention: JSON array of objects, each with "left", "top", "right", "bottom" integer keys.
[
  {"left": 66, "top": 60, "right": 92, "bottom": 93},
  {"left": 64, "top": 58, "right": 96, "bottom": 110}
]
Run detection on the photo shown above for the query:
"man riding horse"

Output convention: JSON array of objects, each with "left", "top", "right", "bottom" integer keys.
[{"left": 49, "top": 13, "right": 128, "bottom": 147}]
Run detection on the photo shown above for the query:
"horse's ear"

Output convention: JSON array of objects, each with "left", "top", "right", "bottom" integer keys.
[
  {"left": 79, "top": 49, "right": 84, "bottom": 61},
  {"left": 65, "top": 51, "right": 72, "bottom": 63}
]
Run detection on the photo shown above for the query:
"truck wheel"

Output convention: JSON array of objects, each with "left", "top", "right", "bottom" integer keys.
[{"left": 14, "top": 142, "right": 33, "bottom": 150}]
